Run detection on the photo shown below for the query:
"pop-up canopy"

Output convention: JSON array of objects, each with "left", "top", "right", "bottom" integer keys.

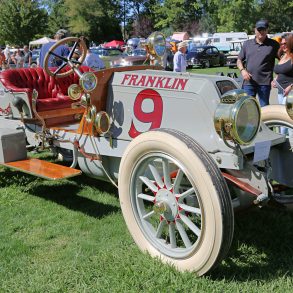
[
  {"left": 29, "top": 37, "right": 55, "bottom": 48},
  {"left": 103, "top": 40, "right": 124, "bottom": 48},
  {"left": 171, "top": 32, "right": 189, "bottom": 41}
]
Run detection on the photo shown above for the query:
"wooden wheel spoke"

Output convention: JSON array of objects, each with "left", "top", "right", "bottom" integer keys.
[
  {"left": 137, "top": 193, "right": 155, "bottom": 202},
  {"left": 148, "top": 163, "right": 164, "bottom": 188},
  {"left": 180, "top": 213, "right": 201, "bottom": 237},
  {"left": 162, "top": 158, "right": 172, "bottom": 189},
  {"left": 156, "top": 220, "right": 166, "bottom": 238},
  {"left": 169, "top": 223, "right": 177, "bottom": 248},
  {"left": 179, "top": 203, "right": 201, "bottom": 215},
  {"left": 139, "top": 176, "right": 158, "bottom": 193},
  {"left": 173, "top": 169, "right": 184, "bottom": 193},
  {"left": 176, "top": 220, "right": 192, "bottom": 248},
  {"left": 177, "top": 187, "right": 195, "bottom": 202},
  {"left": 143, "top": 210, "right": 155, "bottom": 220}
]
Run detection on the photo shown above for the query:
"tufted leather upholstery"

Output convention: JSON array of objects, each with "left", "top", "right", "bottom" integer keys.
[{"left": 0, "top": 66, "right": 92, "bottom": 112}]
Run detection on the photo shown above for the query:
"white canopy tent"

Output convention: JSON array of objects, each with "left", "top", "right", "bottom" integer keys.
[{"left": 29, "top": 37, "right": 54, "bottom": 49}]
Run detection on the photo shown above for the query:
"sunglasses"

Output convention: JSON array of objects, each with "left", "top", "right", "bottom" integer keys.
[
  {"left": 281, "top": 42, "right": 287, "bottom": 46},
  {"left": 257, "top": 28, "right": 267, "bottom": 32}
]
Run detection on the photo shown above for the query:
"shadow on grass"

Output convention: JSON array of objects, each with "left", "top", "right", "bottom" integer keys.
[
  {"left": 211, "top": 207, "right": 293, "bottom": 281},
  {"left": 0, "top": 168, "right": 119, "bottom": 219}
]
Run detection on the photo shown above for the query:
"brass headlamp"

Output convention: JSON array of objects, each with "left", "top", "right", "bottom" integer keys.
[
  {"left": 214, "top": 89, "right": 261, "bottom": 145},
  {"left": 144, "top": 32, "right": 166, "bottom": 58}
]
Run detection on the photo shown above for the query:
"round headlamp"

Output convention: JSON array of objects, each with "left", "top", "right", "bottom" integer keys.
[
  {"left": 146, "top": 31, "right": 166, "bottom": 57},
  {"left": 79, "top": 72, "right": 97, "bottom": 92},
  {"left": 214, "top": 89, "right": 261, "bottom": 145},
  {"left": 286, "top": 89, "right": 293, "bottom": 120},
  {"left": 94, "top": 111, "right": 111, "bottom": 134},
  {"left": 68, "top": 84, "right": 83, "bottom": 100}
]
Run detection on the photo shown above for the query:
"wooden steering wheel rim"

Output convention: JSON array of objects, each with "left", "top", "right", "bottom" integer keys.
[{"left": 44, "top": 37, "right": 87, "bottom": 78}]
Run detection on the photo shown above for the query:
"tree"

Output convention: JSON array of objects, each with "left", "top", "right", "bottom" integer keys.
[
  {"left": 0, "top": 0, "right": 48, "bottom": 46},
  {"left": 208, "top": 0, "right": 257, "bottom": 33},
  {"left": 64, "top": 0, "right": 122, "bottom": 42},
  {"left": 208, "top": 0, "right": 293, "bottom": 34},
  {"left": 46, "top": 0, "right": 70, "bottom": 37},
  {"left": 257, "top": 0, "right": 293, "bottom": 33},
  {"left": 153, "top": 0, "right": 203, "bottom": 34}
]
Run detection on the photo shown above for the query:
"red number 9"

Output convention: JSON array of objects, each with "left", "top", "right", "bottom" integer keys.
[{"left": 128, "top": 89, "right": 163, "bottom": 138}]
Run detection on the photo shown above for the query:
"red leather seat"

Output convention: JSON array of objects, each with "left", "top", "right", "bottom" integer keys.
[{"left": 0, "top": 66, "right": 92, "bottom": 112}]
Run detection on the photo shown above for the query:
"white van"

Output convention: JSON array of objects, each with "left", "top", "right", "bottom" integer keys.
[
  {"left": 212, "top": 32, "right": 248, "bottom": 43},
  {"left": 212, "top": 32, "right": 248, "bottom": 53}
]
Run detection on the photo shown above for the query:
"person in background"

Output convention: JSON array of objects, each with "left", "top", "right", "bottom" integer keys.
[
  {"left": 0, "top": 48, "right": 6, "bottom": 70},
  {"left": 15, "top": 49, "right": 24, "bottom": 68},
  {"left": 39, "top": 29, "right": 69, "bottom": 68},
  {"left": 3, "top": 45, "right": 11, "bottom": 67},
  {"left": 272, "top": 34, "right": 293, "bottom": 105},
  {"left": 237, "top": 19, "right": 279, "bottom": 106},
  {"left": 23, "top": 45, "right": 32, "bottom": 68},
  {"left": 173, "top": 41, "right": 187, "bottom": 72},
  {"left": 10, "top": 51, "right": 17, "bottom": 67},
  {"left": 81, "top": 36, "right": 105, "bottom": 70}
]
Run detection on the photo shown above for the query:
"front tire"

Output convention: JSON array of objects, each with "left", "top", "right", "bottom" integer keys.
[
  {"left": 118, "top": 129, "right": 234, "bottom": 275},
  {"left": 262, "top": 105, "right": 293, "bottom": 133}
]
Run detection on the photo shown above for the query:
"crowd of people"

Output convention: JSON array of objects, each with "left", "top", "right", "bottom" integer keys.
[{"left": 0, "top": 45, "right": 33, "bottom": 70}]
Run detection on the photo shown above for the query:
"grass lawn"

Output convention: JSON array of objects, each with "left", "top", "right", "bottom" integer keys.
[
  {"left": 0, "top": 150, "right": 293, "bottom": 292},
  {"left": 188, "top": 66, "right": 240, "bottom": 76}
]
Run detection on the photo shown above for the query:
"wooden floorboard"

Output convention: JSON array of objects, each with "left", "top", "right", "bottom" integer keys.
[{"left": 2, "top": 158, "right": 81, "bottom": 180}]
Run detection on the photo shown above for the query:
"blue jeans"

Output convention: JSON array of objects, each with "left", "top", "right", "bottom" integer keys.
[{"left": 243, "top": 84, "right": 271, "bottom": 107}]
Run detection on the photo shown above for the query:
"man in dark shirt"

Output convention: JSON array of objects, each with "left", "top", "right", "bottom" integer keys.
[
  {"left": 23, "top": 45, "right": 32, "bottom": 68},
  {"left": 39, "top": 29, "right": 70, "bottom": 68},
  {"left": 237, "top": 20, "right": 279, "bottom": 106}
]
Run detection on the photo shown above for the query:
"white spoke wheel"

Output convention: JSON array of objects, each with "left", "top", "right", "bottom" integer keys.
[
  {"left": 262, "top": 105, "right": 293, "bottom": 134},
  {"left": 44, "top": 37, "right": 87, "bottom": 78},
  {"left": 118, "top": 129, "right": 234, "bottom": 275}
]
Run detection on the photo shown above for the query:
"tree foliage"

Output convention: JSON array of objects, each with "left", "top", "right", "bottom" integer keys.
[
  {"left": 64, "top": 0, "right": 122, "bottom": 42},
  {"left": 0, "top": 0, "right": 292, "bottom": 46},
  {"left": 46, "top": 0, "right": 69, "bottom": 37},
  {"left": 0, "top": 0, "right": 48, "bottom": 46}
]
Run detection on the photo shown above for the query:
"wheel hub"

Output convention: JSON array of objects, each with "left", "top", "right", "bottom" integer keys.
[{"left": 153, "top": 189, "right": 178, "bottom": 221}]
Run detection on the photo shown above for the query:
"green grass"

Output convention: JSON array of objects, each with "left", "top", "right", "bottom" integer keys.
[
  {"left": 1, "top": 151, "right": 293, "bottom": 292},
  {"left": 188, "top": 66, "right": 240, "bottom": 76}
]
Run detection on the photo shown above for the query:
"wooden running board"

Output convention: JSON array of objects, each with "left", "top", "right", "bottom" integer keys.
[{"left": 1, "top": 158, "right": 81, "bottom": 180}]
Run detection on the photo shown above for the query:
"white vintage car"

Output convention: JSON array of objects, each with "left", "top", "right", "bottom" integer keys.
[{"left": 0, "top": 32, "right": 293, "bottom": 276}]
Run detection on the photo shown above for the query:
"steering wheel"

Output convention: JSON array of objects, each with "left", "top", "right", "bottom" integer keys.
[{"left": 44, "top": 37, "right": 87, "bottom": 78}]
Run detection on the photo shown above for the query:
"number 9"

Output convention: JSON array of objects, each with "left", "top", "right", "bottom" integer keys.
[{"left": 128, "top": 89, "right": 163, "bottom": 138}]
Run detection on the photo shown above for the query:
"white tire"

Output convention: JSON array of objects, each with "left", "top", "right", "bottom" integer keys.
[
  {"left": 262, "top": 105, "right": 293, "bottom": 128},
  {"left": 118, "top": 129, "right": 234, "bottom": 275}
]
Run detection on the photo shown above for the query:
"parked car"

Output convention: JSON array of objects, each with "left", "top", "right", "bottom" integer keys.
[
  {"left": 110, "top": 48, "right": 147, "bottom": 67},
  {"left": 90, "top": 47, "right": 124, "bottom": 68},
  {"left": 225, "top": 40, "right": 244, "bottom": 68},
  {"left": 186, "top": 45, "right": 226, "bottom": 68},
  {"left": 1, "top": 33, "right": 293, "bottom": 276}
]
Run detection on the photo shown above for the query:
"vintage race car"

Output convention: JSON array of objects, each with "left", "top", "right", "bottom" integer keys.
[{"left": 0, "top": 32, "right": 293, "bottom": 276}]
